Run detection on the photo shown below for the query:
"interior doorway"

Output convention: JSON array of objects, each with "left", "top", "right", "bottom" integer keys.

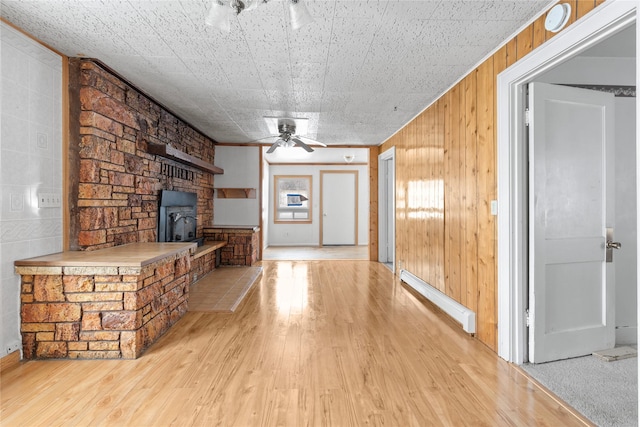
[
  {"left": 497, "top": 1, "right": 638, "bottom": 424},
  {"left": 378, "top": 147, "right": 396, "bottom": 271},
  {"left": 497, "top": 0, "right": 638, "bottom": 365}
]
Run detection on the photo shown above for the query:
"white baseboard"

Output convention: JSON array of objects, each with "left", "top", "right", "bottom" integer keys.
[{"left": 400, "top": 269, "right": 476, "bottom": 334}]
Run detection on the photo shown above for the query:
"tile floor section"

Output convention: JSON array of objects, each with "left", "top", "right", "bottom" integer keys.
[{"left": 189, "top": 267, "right": 263, "bottom": 312}]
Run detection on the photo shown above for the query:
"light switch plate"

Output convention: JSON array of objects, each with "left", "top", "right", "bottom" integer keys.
[
  {"left": 490, "top": 200, "right": 498, "bottom": 216},
  {"left": 37, "top": 192, "right": 62, "bottom": 208}
]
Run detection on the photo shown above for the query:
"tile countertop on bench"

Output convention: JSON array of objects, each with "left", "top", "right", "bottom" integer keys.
[{"left": 14, "top": 242, "right": 197, "bottom": 269}]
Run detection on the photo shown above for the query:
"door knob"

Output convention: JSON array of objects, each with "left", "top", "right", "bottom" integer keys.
[
  {"left": 605, "top": 228, "right": 619, "bottom": 263},
  {"left": 606, "top": 240, "right": 621, "bottom": 249}
]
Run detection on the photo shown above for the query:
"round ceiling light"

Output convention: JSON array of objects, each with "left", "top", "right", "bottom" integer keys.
[{"left": 545, "top": 3, "right": 571, "bottom": 33}]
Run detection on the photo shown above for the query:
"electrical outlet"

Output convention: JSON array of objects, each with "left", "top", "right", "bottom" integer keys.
[
  {"left": 6, "top": 343, "right": 20, "bottom": 353},
  {"left": 37, "top": 192, "right": 62, "bottom": 208}
]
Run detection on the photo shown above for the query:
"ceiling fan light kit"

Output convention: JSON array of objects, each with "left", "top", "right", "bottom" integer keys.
[
  {"left": 260, "top": 118, "right": 326, "bottom": 153},
  {"left": 206, "top": 0, "right": 313, "bottom": 32}
]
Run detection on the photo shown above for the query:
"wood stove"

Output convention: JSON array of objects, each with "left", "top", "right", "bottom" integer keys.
[{"left": 158, "top": 190, "right": 201, "bottom": 245}]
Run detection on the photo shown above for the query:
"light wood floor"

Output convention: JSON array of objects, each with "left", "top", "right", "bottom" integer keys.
[
  {"left": 1, "top": 260, "right": 586, "bottom": 426},
  {"left": 262, "top": 245, "right": 368, "bottom": 260}
]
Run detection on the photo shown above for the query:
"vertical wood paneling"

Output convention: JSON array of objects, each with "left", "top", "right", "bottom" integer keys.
[
  {"left": 516, "top": 24, "right": 534, "bottom": 60},
  {"left": 408, "top": 120, "right": 417, "bottom": 278},
  {"left": 494, "top": 45, "right": 509, "bottom": 77},
  {"left": 375, "top": 0, "right": 609, "bottom": 350},
  {"left": 423, "top": 109, "right": 433, "bottom": 285},
  {"left": 476, "top": 58, "right": 497, "bottom": 349},
  {"left": 450, "top": 86, "right": 462, "bottom": 302},
  {"left": 463, "top": 73, "right": 478, "bottom": 313},
  {"left": 532, "top": 15, "right": 547, "bottom": 50},
  {"left": 504, "top": 38, "right": 518, "bottom": 68},
  {"left": 444, "top": 91, "right": 454, "bottom": 298},
  {"left": 62, "top": 58, "right": 70, "bottom": 251},
  {"left": 369, "top": 147, "right": 379, "bottom": 261},
  {"left": 565, "top": 0, "right": 579, "bottom": 28},
  {"left": 457, "top": 81, "right": 468, "bottom": 308},
  {"left": 576, "top": 0, "right": 597, "bottom": 20},
  {"left": 436, "top": 98, "right": 445, "bottom": 292},
  {"left": 398, "top": 129, "right": 409, "bottom": 274}
]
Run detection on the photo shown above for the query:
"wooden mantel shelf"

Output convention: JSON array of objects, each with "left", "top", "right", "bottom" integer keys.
[
  {"left": 148, "top": 143, "right": 224, "bottom": 175},
  {"left": 216, "top": 188, "right": 257, "bottom": 199}
]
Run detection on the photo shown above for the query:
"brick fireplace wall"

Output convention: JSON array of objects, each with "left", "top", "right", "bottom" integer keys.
[{"left": 68, "top": 59, "right": 216, "bottom": 251}]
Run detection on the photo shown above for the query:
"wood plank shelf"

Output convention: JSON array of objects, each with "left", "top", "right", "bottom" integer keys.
[
  {"left": 215, "top": 188, "right": 257, "bottom": 199},
  {"left": 148, "top": 142, "right": 224, "bottom": 175},
  {"left": 193, "top": 241, "right": 227, "bottom": 259}
]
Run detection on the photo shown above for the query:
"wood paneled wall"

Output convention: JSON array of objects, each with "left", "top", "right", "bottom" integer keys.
[
  {"left": 378, "top": 0, "right": 604, "bottom": 351},
  {"left": 369, "top": 147, "right": 379, "bottom": 261}
]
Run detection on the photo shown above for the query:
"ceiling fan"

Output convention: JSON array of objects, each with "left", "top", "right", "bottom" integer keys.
[{"left": 259, "top": 118, "right": 327, "bottom": 153}]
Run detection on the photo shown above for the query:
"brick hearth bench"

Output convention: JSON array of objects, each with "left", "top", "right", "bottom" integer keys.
[
  {"left": 14, "top": 242, "right": 196, "bottom": 360},
  {"left": 202, "top": 226, "right": 260, "bottom": 266},
  {"left": 190, "top": 241, "right": 227, "bottom": 283}
]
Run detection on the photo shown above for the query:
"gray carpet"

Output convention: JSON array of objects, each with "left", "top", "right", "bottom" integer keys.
[{"left": 522, "top": 355, "right": 637, "bottom": 427}]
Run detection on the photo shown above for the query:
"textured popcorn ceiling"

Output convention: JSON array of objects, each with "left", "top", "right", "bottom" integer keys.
[{"left": 0, "top": 0, "right": 551, "bottom": 146}]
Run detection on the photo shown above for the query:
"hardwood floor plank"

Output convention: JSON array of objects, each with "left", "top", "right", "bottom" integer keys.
[{"left": 1, "top": 260, "right": 586, "bottom": 426}]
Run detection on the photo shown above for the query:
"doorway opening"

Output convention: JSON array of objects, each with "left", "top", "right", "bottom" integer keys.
[
  {"left": 497, "top": 1, "right": 638, "bottom": 425},
  {"left": 497, "top": 0, "right": 637, "bottom": 365},
  {"left": 378, "top": 147, "right": 396, "bottom": 272}
]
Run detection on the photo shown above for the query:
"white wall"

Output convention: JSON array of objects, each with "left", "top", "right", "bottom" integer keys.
[
  {"left": 268, "top": 164, "right": 369, "bottom": 246},
  {"left": 1, "top": 22, "right": 64, "bottom": 357},
  {"left": 213, "top": 146, "right": 260, "bottom": 226}
]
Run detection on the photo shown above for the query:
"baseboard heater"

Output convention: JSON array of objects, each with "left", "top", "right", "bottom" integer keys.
[{"left": 399, "top": 269, "right": 476, "bottom": 334}]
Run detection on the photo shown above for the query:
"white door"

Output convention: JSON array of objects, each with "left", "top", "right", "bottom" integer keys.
[
  {"left": 321, "top": 171, "right": 357, "bottom": 245},
  {"left": 528, "top": 82, "right": 615, "bottom": 363}
]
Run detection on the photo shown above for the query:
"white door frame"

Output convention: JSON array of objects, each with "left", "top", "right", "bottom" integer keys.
[
  {"left": 496, "top": 0, "right": 638, "bottom": 364},
  {"left": 379, "top": 147, "right": 396, "bottom": 271}
]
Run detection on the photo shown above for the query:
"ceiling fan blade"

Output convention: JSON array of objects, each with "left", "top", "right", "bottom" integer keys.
[
  {"left": 248, "top": 135, "right": 280, "bottom": 143},
  {"left": 291, "top": 137, "right": 314, "bottom": 152},
  {"left": 294, "top": 135, "right": 327, "bottom": 147},
  {"left": 266, "top": 141, "right": 280, "bottom": 153}
]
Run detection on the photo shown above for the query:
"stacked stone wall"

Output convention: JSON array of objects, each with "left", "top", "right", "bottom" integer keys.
[
  {"left": 72, "top": 60, "right": 215, "bottom": 250},
  {"left": 20, "top": 251, "right": 192, "bottom": 360},
  {"left": 190, "top": 251, "right": 217, "bottom": 283},
  {"left": 203, "top": 228, "right": 260, "bottom": 266}
]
